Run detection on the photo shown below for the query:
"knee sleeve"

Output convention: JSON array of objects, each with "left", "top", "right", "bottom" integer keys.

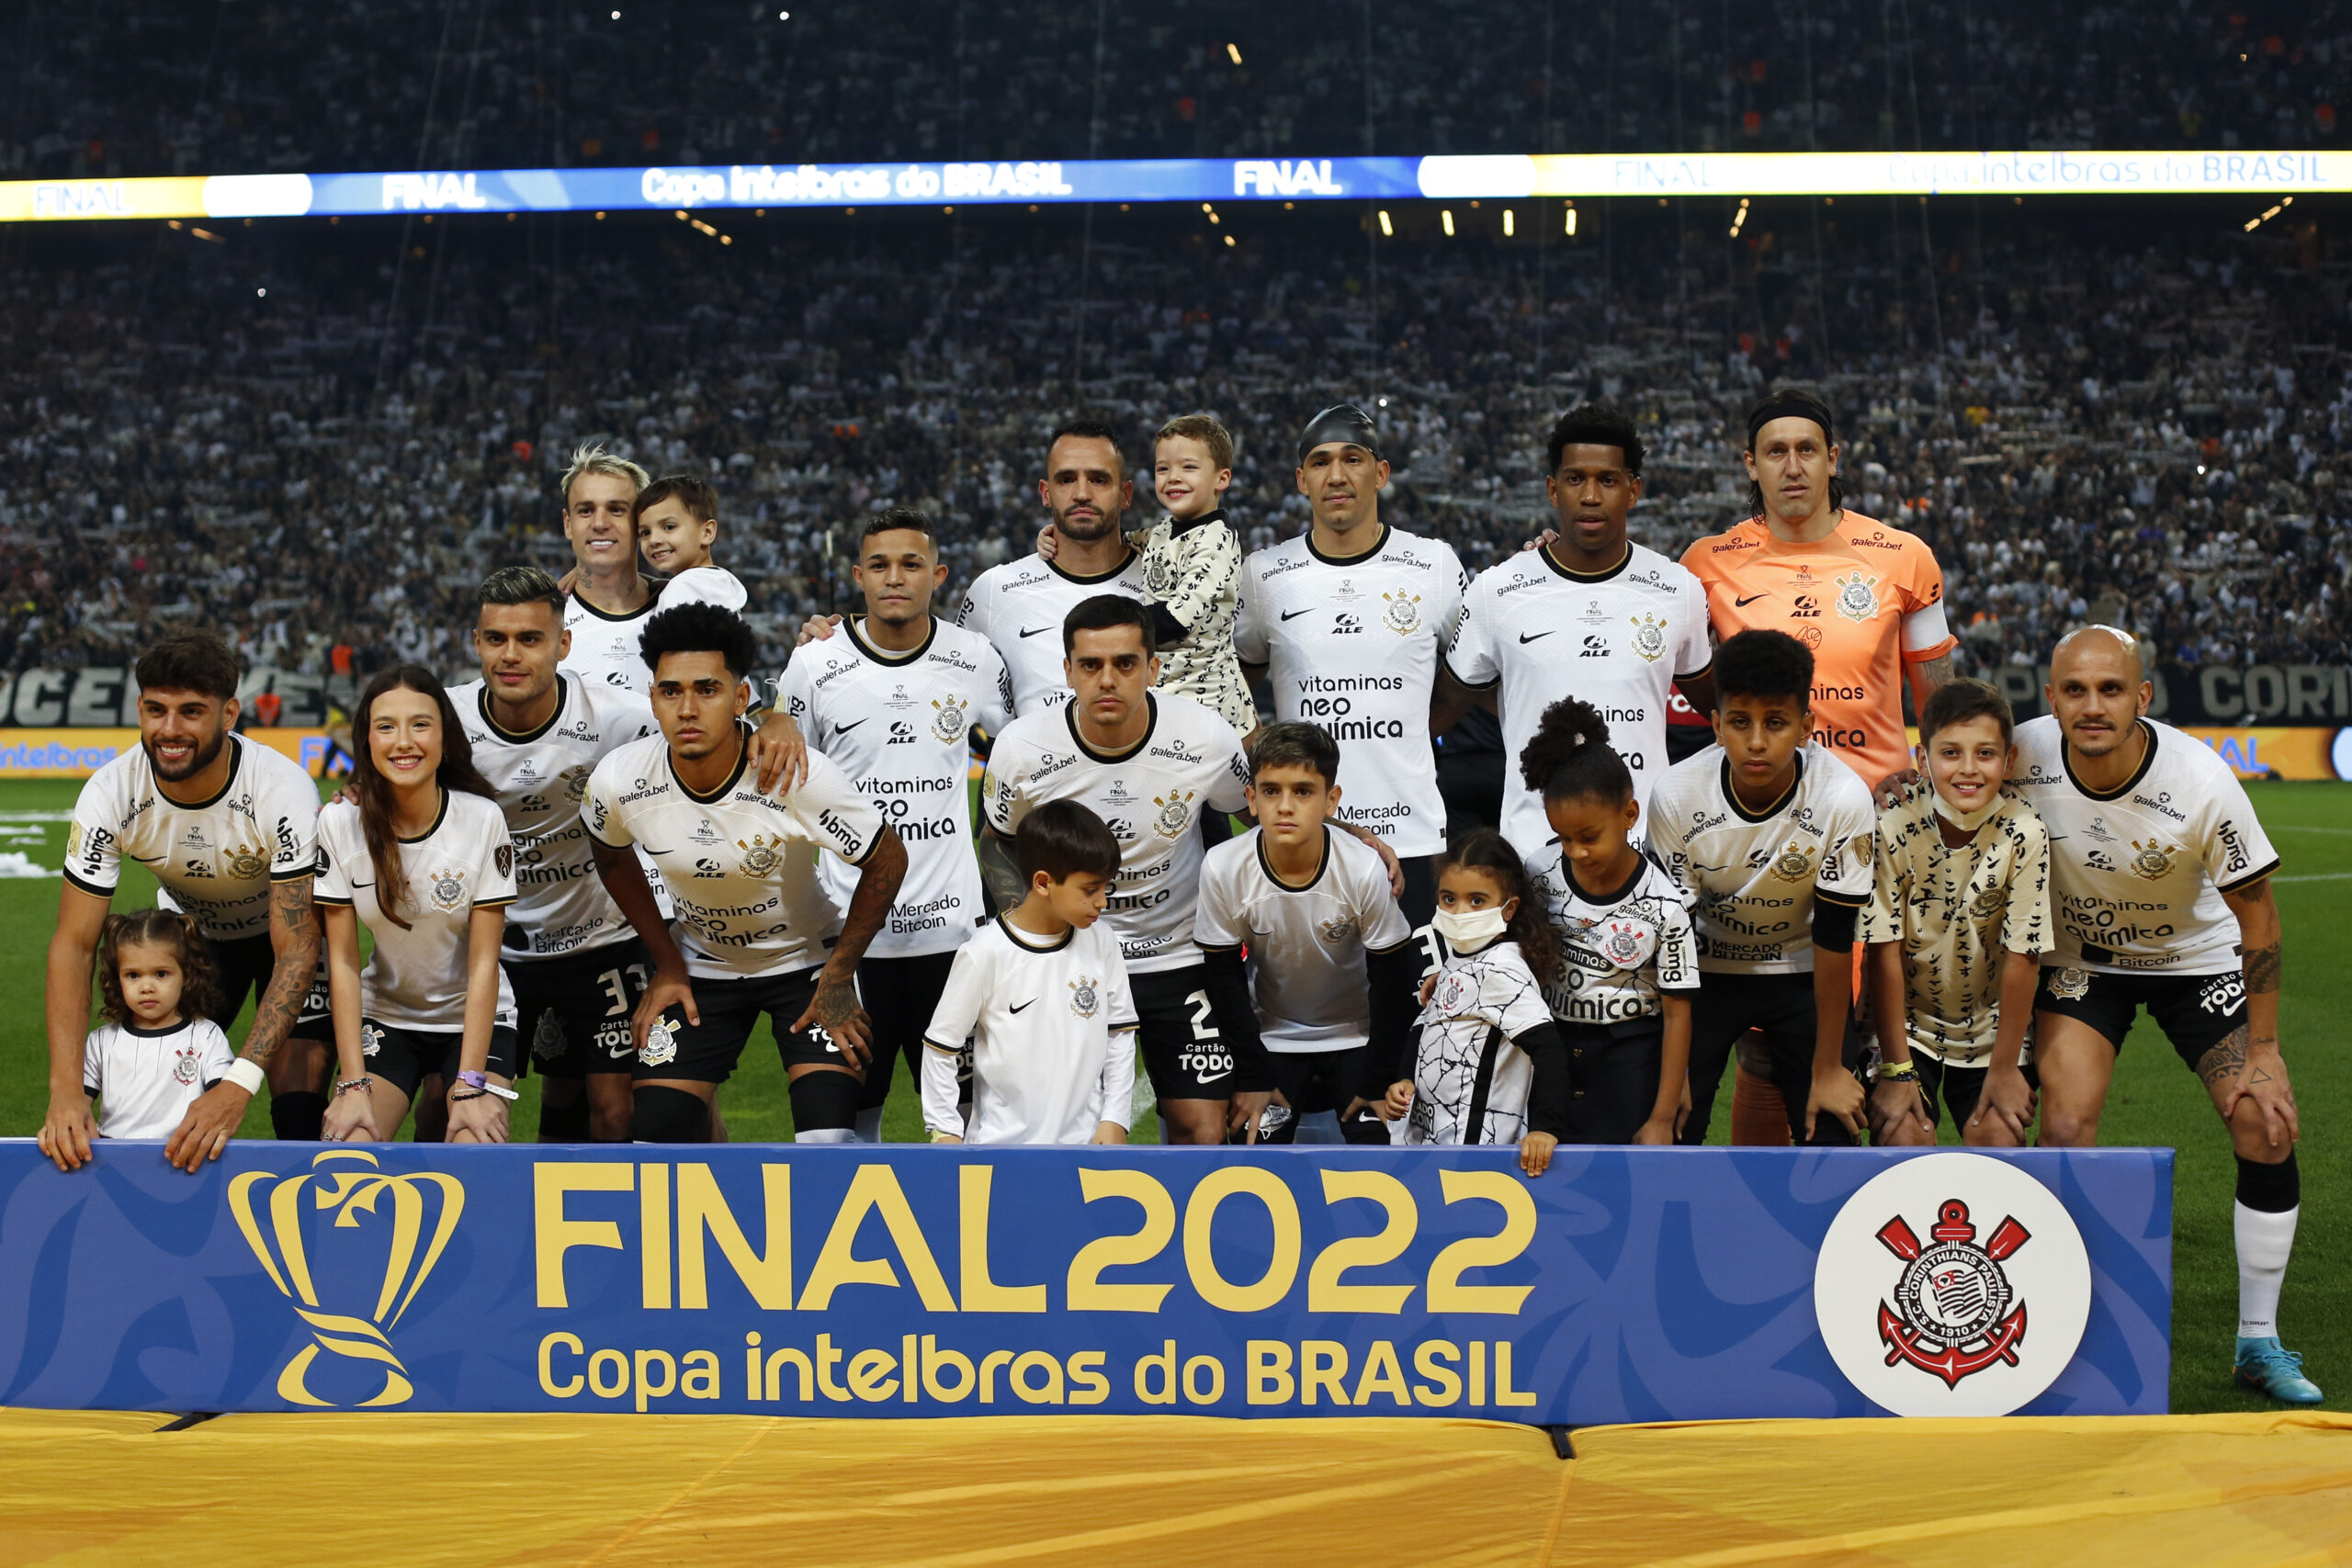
[
  {"left": 789, "top": 1069, "right": 863, "bottom": 1136},
  {"left": 538, "top": 1097, "right": 591, "bottom": 1144},
  {"left": 268, "top": 1090, "right": 327, "bottom": 1143},
  {"left": 2236, "top": 1149, "right": 2300, "bottom": 1213},
  {"left": 630, "top": 1085, "right": 712, "bottom": 1145}
]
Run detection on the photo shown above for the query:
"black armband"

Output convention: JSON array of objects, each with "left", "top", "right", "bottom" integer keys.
[
  {"left": 1200, "top": 947, "right": 1273, "bottom": 1091},
  {"left": 1811, "top": 895, "right": 1860, "bottom": 953},
  {"left": 1512, "top": 1021, "right": 1572, "bottom": 1138}
]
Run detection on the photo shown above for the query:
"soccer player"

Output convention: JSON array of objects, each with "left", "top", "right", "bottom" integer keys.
[
  {"left": 1195, "top": 722, "right": 1420, "bottom": 1145},
  {"left": 584, "top": 603, "right": 908, "bottom": 1145},
  {"left": 450, "top": 566, "right": 662, "bottom": 1143},
  {"left": 1516, "top": 700, "right": 1698, "bottom": 1145},
  {"left": 1235, "top": 404, "right": 1463, "bottom": 922},
  {"left": 978, "top": 595, "right": 1251, "bottom": 1144},
  {"left": 316, "top": 668, "right": 520, "bottom": 1145},
  {"left": 1861, "top": 679, "right": 2051, "bottom": 1147},
  {"left": 922, "top": 801, "right": 1136, "bottom": 1146},
  {"left": 1449, "top": 404, "right": 1714, "bottom": 855},
  {"left": 2018, "top": 626, "right": 2317, "bottom": 1404},
  {"left": 44, "top": 630, "right": 327, "bottom": 1172},
  {"left": 1646, "top": 629, "right": 1878, "bottom": 1146},
  {"left": 558, "top": 443, "right": 662, "bottom": 697},
  {"left": 773, "top": 507, "right": 1012, "bottom": 1142}
]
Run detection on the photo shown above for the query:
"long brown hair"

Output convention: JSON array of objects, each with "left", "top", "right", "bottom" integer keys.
[
  {"left": 1439, "top": 829, "right": 1560, "bottom": 982},
  {"left": 345, "top": 664, "right": 497, "bottom": 930},
  {"left": 97, "top": 908, "right": 222, "bottom": 1027}
]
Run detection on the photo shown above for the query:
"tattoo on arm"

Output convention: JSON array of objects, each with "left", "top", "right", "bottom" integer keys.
[
  {"left": 2244, "top": 941, "right": 2281, "bottom": 996},
  {"left": 247, "top": 879, "right": 322, "bottom": 1066},
  {"left": 2195, "top": 1024, "right": 2250, "bottom": 1089},
  {"left": 978, "top": 827, "right": 1025, "bottom": 915},
  {"left": 831, "top": 829, "right": 906, "bottom": 973},
  {"left": 1917, "top": 652, "right": 1954, "bottom": 692}
]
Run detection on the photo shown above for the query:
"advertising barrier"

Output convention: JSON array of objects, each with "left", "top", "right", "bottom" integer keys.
[
  {"left": 0, "top": 1143, "right": 2171, "bottom": 1423},
  {"left": 0, "top": 729, "right": 335, "bottom": 781}
]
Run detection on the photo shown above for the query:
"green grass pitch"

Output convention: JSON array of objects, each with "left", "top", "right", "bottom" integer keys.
[{"left": 0, "top": 776, "right": 2341, "bottom": 1416}]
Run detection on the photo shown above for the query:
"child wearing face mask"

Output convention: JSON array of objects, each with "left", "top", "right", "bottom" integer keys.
[{"left": 1384, "top": 829, "right": 1571, "bottom": 1176}]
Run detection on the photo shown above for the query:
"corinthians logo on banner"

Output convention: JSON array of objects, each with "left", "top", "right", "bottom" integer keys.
[{"left": 228, "top": 1150, "right": 464, "bottom": 1408}]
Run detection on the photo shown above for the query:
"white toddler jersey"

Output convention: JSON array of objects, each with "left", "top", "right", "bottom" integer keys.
[
  {"left": 1233, "top": 525, "right": 1467, "bottom": 858},
  {"left": 1397, "top": 940, "right": 1555, "bottom": 1146},
  {"left": 2012, "top": 716, "right": 2278, "bottom": 974},
  {"left": 1447, "top": 543, "right": 1713, "bottom": 853},
  {"left": 1645, "top": 742, "right": 1878, "bottom": 975},
  {"left": 314, "top": 790, "right": 519, "bottom": 1030},
  {"left": 922, "top": 917, "right": 1138, "bottom": 1145},
  {"left": 562, "top": 590, "right": 663, "bottom": 699},
  {"left": 956, "top": 551, "right": 1150, "bottom": 716},
  {"left": 1524, "top": 851, "right": 1701, "bottom": 1025},
  {"left": 64, "top": 734, "right": 321, "bottom": 942},
  {"left": 982, "top": 693, "right": 1250, "bottom": 975},
  {"left": 83, "top": 1018, "right": 235, "bottom": 1140},
  {"left": 773, "top": 616, "right": 1011, "bottom": 958},
  {"left": 658, "top": 565, "right": 749, "bottom": 614},
  {"left": 449, "top": 675, "right": 657, "bottom": 962},
  {"left": 1193, "top": 826, "right": 1414, "bottom": 1051},
  {"left": 584, "top": 731, "right": 887, "bottom": 981}
]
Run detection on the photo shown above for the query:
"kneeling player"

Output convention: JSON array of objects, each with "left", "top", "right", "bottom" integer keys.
[
  {"left": 1861, "top": 680, "right": 2051, "bottom": 1147},
  {"left": 584, "top": 604, "right": 907, "bottom": 1144},
  {"left": 922, "top": 801, "right": 1136, "bottom": 1145},
  {"left": 1196, "top": 723, "right": 1420, "bottom": 1144},
  {"left": 2019, "top": 626, "right": 2315, "bottom": 1403}
]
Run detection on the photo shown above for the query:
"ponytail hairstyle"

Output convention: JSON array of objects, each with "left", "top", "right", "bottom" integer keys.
[
  {"left": 1517, "top": 697, "right": 1634, "bottom": 807},
  {"left": 1438, "top": 829, "right": 1559, "bottom": 981},
  {"left": 96, "top": 908, "right": 221, "bottom": 1027},
  {"left": 345, "top": 664, "right": 499, "bottom": 930}
]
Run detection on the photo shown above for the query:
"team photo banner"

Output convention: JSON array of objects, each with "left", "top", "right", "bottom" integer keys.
[
  {"left": 0, "top": 1143, "right": 2169, "bottom": 1423},
  {"left": 3, "top": 149, "right": 2344, "bottom": 222}
]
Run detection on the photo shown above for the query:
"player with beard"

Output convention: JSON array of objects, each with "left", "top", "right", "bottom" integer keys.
[
  {"left": 2017, "top": 627, "right": 2317, "bottom": 1404},
  {"left": 46, "top": 630, "right": 328, "bottom": 1169}
]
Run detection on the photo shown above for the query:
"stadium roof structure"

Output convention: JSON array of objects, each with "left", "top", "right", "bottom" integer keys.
[{"left": 6, "top": 150, "right": 2346, "bottom": 223}]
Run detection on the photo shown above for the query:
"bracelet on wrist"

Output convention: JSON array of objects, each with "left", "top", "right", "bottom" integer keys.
[
  {"left": 334, "top": 1076, "right": 373, "bottom": 1097},
  {"left": 1877, "top": 1061, "right": 1919, "bottom": 1082},
  {"left": 447, "top": 1088, "right": 489, "bottom": 1102}
]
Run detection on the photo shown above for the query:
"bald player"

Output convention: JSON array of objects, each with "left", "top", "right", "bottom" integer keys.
[{"left": 2013, "top": 626, "right": 2316, "bottom": 1404}]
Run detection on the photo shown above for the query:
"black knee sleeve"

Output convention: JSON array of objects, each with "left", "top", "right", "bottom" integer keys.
[
  {"left": 856, "top": 1043, "right": 900, "bottom": 1112},
  {"left": 538, "top": 1096, "right": 591, "bottom": 1143},
  {"left": 268, "top": 1090, "right": 327, "bottom": 1142},
  {"left": 630, "top": 1085, "right": 712, "bottom": 1144},
  {"left": 2235, "top": 1149, "right": 2300, "bottom": 1213},
  {"left": 789, "top": 1070, "right": 863, "bottom": 1134}
]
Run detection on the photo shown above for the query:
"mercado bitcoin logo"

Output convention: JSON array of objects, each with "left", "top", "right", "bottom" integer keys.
[{"left": 228, "top": 1150, "right": 465, "bottom": 1408}]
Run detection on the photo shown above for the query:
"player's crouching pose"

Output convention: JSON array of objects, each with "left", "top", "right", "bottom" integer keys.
[
  {"left": 922, "top": 802, "right": 1137, "bottom": 1145},
  {"left": 1516, "top": 700, "right": 1698, "bottom": 1145},
  {"left": 1386, "top": 830, "right": 1572, "bottom": 1177},
  {"left": 319, "top": 669, "right": 521, "bottom": 1144},
  {"left": 1860, "top": 680, "right": 2051, "bottom": 1147},
  {"left": 2018, "top": 626, "right": 2318, "bottom": 1404},
  {"left": 584, "top": 604, "right": 907, "bottom": 1145},
  {"left": 1196, "top": 722, "right": 1420, "bottom": 1144}
]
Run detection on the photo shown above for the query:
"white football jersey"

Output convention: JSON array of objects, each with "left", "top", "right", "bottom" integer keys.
[
  {"left": 64, "top": 734, "right": 321, "bottom": 942},
  {"left": 584, "top": 730, "right": 887, "bottom": 981},
  {"left": 659, "top": 565, "right": 749, "bottom": 614},
  {"left": 1233, "top": 525, "right": 1467, "bottom": 858},
  {"left": 1397, "top": 939, "right": 1555, "bottom": 1146},
  {"left": 773, "top": 617, "right": 1012, "bottom": 958},
  {"left": 982, "top": 692, "right": 1251, "bottom": 975},
  {"left": 1524, "top": 851, "right": 1701, "bottom": 1025},
  {"left": 956, "top": 551, "right": 1150, "bottom": 716},
  {"left": 1448, "top": 543, "right": 1713, "bottom": 853},
  {"left": 2011, "top": 716, "right": 2278, "bottom": 974},
  {"left": 922, "top": 917, "right": 1139, "bottom": 1145},
  {"left": 1645, "top": 742, "right": 1878, "bottom": 975},
  {"left": 564, "top": 566, "right": 752, "bottom": 700},
  {"left": 1193, "top": 826, "right": 1414, "bottom": 1052},
  {"left": 449, "top": 674, "right": 657, "bottom": 963},
  {"left": 314, "top": 790, "right": 519, "bottom": 1030},
  {"left": 83, "top": 1017, "right": 235, "bottom": 1140}
]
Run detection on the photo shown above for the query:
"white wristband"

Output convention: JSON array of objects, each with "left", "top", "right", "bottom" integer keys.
[{"left": 222, "top": 1059, "right": 266, "bottom": 1097}]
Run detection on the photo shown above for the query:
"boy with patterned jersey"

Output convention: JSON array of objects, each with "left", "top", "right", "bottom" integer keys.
[
  {"left": 1235, "top": 404, "right": 1464, "bottom": 923},
  {"left": 584, "top": 604, "right": 908, "bottom": 1145},
  {"left": 1195, "top": 723, "right": 1420, "bottom": 1145},
  {"left": 1647, "top": 630, "right": 1877, "bottom": 1147},
  {"left": 2015, "top": 627, "right": 2314, "bottom": 1404},
  {"left": 1125, "top": 413, "right": 1253, "bottom": 731},
  {"left": 1860, "top": 680, "right": 2051, "bottom": 1146},
  {"left": 979, "top": 596, "right": 1252, "bottom": 1144},
  {"left": 773, "top": 508, "right": 1012, "bottom": 1139}
]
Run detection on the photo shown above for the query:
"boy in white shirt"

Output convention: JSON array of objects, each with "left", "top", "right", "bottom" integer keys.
[
  {"left": 922, "top": 800, "right": 1137, "bottom": 1145},
  {"left": 634, "top": 475, "right": 751, "bottom": 614}
]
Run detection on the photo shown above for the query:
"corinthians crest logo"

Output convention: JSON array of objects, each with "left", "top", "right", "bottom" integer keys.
[
  {"left": 737, "top": 834, "right": 784, "bottom": 876},
  {"left": 932, "top": 694, "right": 970, "bottom": 743},
  {"left": 1069, "top": 976, "right": 1101, "bottom": 1018},
  {"left": 1832, "top": 570, "right": 1881, "bottom": 624},
  {"left": 2128, "top": 839, "right": 2177, "bottom": 881},
  {"left": 1874, "top": 1199, "right": 2030, "bottom": 1389},
  {"left": 230, "top": 1150, "right": 464, "bottom": 1408},
  {"left": 1152, "top": 789, "right": 1195, "bottom": 838},
  {"left": 1380, "top": 592, "right": 1422, "bottom": 635},
  {"left": 224, "top": 841, "right": 269, "bottom": 880},
  {"left": 1627, "top": 613, "right": 1668, "bottom": 662},
  {"left": 427, "top": 868, "right": 467, "bottom": 911}
]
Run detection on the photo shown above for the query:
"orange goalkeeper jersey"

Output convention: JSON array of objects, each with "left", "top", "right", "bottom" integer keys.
[{"left": 1681, "top": 513, "right": 1957, "bottom": 790}]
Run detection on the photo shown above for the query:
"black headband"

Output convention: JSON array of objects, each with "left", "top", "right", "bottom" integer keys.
[
  {"left": 1745, "top": 392, "right": 1835, "bottom": 449},
  {"left": 1296, "top": 403, "right": 1382, "bottom": 465}
]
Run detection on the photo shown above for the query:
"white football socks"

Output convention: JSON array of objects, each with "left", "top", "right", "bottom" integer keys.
[
  {"left": 2234, "top": 1201, "right": 2298, "bottom": 1339},
  {"left": 854, "top": 1105, "right": 886, "bottom": 1144}
]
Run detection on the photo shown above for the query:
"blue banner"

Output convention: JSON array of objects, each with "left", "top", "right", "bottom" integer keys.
[{"left": 0, "top": 1143, "right": 2169, "bottom": 1422}]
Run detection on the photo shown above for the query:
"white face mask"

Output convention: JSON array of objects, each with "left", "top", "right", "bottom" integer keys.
[
  {"left": 1433, "top": 904, "right": 1512, "bottom": 950},
  {"left": 1931, "top": 787, "right": 2001, "bottom": 832}
]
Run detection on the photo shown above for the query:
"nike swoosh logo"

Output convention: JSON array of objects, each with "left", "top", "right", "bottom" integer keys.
[
  {"left": 833, "top": 717, "right": 867, "bottom": 734},
  {"left": 1280, "top": 608, "right": 1315, "bottom": 621},
  {"left": 1017, "top": 626, "right": 1051, "bottom": 637},
  {"left": 1518, "top": 630, "right": 1555, "bottom": 644},
  {"left": 1196, "top": 1069, "right": 1231, "bottom": 1084},
  {"left": 1010, "top": 998, "right": 1037, "bottom": 1012},
  {"left": 1734, "top": 592, "right": 1769, "bottom": 606}
]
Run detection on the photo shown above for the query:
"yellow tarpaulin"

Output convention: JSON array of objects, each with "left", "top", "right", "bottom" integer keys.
[{"left": 1, "top": 1408, "right": 2346, "bottom": 1567}]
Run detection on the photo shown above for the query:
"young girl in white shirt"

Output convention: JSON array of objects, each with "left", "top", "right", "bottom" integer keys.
[{"left": 56, "top": 909, "right": 234, "bottom": 1148}]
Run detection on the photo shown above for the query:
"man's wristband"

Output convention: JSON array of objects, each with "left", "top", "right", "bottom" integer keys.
[{"left": 222, "top": 1059, "right": 266, "bottom": 1097}]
